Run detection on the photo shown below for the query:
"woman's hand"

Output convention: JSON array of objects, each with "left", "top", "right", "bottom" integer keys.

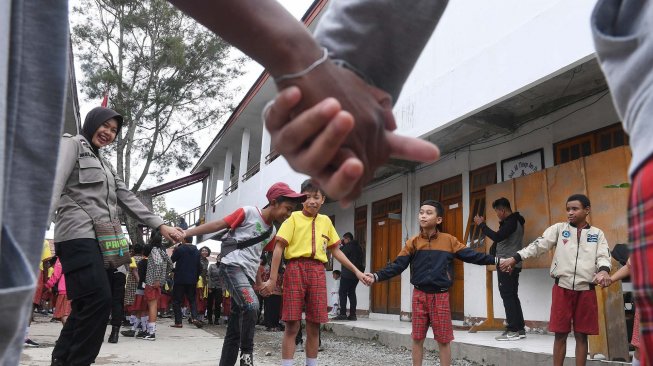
[{"left": 159, "top": 225, "right": 184, "bottom": 243}]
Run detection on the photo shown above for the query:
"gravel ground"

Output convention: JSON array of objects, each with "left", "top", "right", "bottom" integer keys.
[{"left": 204, "top": 323, "right": 483, "bottom": 366}]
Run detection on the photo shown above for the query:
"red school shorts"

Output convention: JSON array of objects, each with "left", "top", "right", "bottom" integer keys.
[
  {"left": 128, "top": 294, "right": 147, "bottom": 312},
  {"left": 549, "top": 284, "right": 598, "bottom": 335},
  {"left": 144, "top": 285, "right": 161, "bottom": 302},
  {"left": 282, "top": 258, "right": 328, "bottom": 324},
  {"left": 411, "top": 289, "right": 454, "bottom": 343}
]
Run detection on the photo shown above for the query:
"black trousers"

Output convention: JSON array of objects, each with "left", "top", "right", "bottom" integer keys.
[
  {"left": 206, "top": 288, "right": 223, "bottom": 323},
  {"left": 497, "top": 268, "right": 525, "bottom": 332},
  {"left": 339, "top": 277, "right": 359, "bottom": 316},
  {"left": 52, "top": 239, "right": 112, "bottom": 366},
  {"left": 263, "top": 294, "right": 282, "bottom": 328},
  {"left": 107, "top": 271, "right": 126, "bottom": 327},
  {"left": 172, "top": 283, "right": 197, "bottom": 325}
]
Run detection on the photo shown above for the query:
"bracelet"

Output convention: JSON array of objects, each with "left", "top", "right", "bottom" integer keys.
[{"left": 273, "top": 47, "right": 329, "bottom": 83}]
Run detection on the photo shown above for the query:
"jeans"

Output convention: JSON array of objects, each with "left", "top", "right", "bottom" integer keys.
[
  {"left": 339, "top": 277, "right": 359, "bottom": 316},
  {"left": 497, "top": 268, "right": 525, "bottom": 332},
  {"left": 172, "top": 283, "right": 197, "bottom": 325},
  {"left": 0, "top": 1, "right": 69, "bottom": 364},
  {"left": 218, "top": 264, "right": 258, "bottom": 366}
]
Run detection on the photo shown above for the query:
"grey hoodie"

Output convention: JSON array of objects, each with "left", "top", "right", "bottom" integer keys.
[{"left": 591, "top": 0, "right": 653, "bottom": 177}]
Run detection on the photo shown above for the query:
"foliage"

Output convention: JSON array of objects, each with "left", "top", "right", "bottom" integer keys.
[{"left": 72, "top": 0, "right": 243, "bottom": 191}]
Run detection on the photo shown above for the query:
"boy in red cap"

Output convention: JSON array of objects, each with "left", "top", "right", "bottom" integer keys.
[
  {"left": 183, "top": 182, "right": 305, "bottom": 366},
  {"left": 261, "top": 179, "right": 367, "bottom": 366}
]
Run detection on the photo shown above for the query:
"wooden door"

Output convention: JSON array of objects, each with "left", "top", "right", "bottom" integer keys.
[
  {"left": 371, "top": 195, "right": 402, "bottom": 314},
  {"left": 441, "top": 198, "right": 464, "bottom": 320}
]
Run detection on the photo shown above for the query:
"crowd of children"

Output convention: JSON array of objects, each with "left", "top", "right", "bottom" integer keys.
[{"left": 32, "top": 182, "right": 634, "bottom": 366}]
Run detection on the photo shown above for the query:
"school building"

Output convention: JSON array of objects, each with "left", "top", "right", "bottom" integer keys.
[{"left": 189, "top": 0, "right": 630, "bottom": 327}]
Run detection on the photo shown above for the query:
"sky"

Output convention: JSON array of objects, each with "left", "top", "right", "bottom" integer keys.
[{"left": 69, "top": 0, "right": 315, "bottom": 216}]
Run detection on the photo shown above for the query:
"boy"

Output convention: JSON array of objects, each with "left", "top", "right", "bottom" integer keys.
[
  {"left": 261, "top": 179, "right": 367, "bottom": 366},
  {"left": 473, "top": 197, "right": 526, "bottom": 341},
  {"left": 500, "top": 194, "right": 611, "bottom": 366},
  {"left": 364, "top": 200, "right": 501, "bottom": 366},
  {"left": 329, "top": 270, "right": 341, "bottom": 316},
  {"left": 183, "top": 182, "right": 305, "bottom": 366}
]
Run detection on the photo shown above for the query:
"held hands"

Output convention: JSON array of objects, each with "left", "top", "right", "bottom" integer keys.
[
  {"left": 266, "top": 76, "right": 440, "bottom": 205},
  {"left": 593, "top": 271, "right": 611, "bottom": 287},
  {"left": 359, "top": 272, "right": 375, "bottom": 286},
  {"left": 160, "top": 225, "right": 185, "bottom": 244},
  {"left": 259, "top": 280, "right": 275, "bottom": 297},
  {"left": 498, "top": 257, "right": 516, "bottom": 273}
]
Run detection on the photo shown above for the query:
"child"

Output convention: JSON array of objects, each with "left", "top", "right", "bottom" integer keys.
[
  {"left": 123, "top": 245, "right": 151, "bottom": 339},
  {"left": 122, "top": 244, "right": 143, "bottom": 338},
  {"left": 329, "top": 270, "right": 341, "bottom": 316},
  {"left": 261, "top": 179, "right": 367, "bottom": 366},
  {"left": 501, "top": 194, "right": 611, "bottom": 366},
  {"left": 143, "top": 229, "right": 173, "bottom": 341},
  {"left": 45, "top": 258, "right": 71, "bottom": 325},
  {"left": 364, "top": 200, "right": 500, "bottom": 366},
  {"left": 183, "top": 182, "right": 305, "bottom": 366}
]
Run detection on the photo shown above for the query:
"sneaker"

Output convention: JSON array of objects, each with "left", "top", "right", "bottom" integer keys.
[
  {"left": 24, "top": 339, "right": 39, "bottom": 347},
  {"left": 142, "top": 333, "right": 156, "bottom": 341},
  {"left": 239, "top": 353, "right": 254, "bottom": 366},
  {"left": 495, "top": 331, "right": 520, "bottom": 341},
  {"left": 121, "top": 330, "right": 137, "bottom": 337},
  {"left": 332, "top": 315, "right": 348, "bottom": 321},
  {"left": 135, "top": 330, "right": 148, "bottom": 339},
  {"left": 518, "top": 329, "right": 526, "bottom": 339},
  {"left": 296, "top": 343, "right": 304, "bottom": 352},
  {"left": 347, "top": 314, "right": 357, "bottom": 321}
]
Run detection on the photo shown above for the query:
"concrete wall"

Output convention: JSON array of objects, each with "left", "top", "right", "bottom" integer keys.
[{"left": 394, "top": 0, "right": 598, "bottom": 138}]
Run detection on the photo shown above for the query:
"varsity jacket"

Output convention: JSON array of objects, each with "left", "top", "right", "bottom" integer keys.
[
  {"left": 373, "top": 230, "right": 498, "bottom": 292},
  {"left": 514, "top": 222, "right": 611, "bottom": 291}
]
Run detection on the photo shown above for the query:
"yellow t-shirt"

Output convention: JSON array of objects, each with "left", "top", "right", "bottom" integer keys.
[{"left": 276, "top": 211, "right": 340, "bottom": 263}]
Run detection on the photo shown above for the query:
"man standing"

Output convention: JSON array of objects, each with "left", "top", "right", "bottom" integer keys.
[
  {"left": 171, "top": 238, "right": 202, "bottom": 328},
  {"left": 334, "top": 232, "right": 364, "bottom": 321},
  {"left": 474, "top": 198, "right": 526, "bottom": 341}
]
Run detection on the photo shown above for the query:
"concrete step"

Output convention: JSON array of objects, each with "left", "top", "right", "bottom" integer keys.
[{"left": 324, "top": 318, "right": 630, "bottom": 366}]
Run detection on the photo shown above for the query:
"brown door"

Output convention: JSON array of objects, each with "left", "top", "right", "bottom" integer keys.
[
  {"left": 371, "top": 195, "right": 402, "bottom": 314},
  {"left": 441, "top": 198, "right": 464, "bottom": 320}
]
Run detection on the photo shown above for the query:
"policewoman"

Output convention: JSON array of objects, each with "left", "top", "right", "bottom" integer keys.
[{"left": 48, "top": 107, "right": 180, "bottom": 366}]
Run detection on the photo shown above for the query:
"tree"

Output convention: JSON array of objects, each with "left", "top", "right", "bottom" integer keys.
[{"left": 72, "top": 0, "right": 242, "bottom": 245}]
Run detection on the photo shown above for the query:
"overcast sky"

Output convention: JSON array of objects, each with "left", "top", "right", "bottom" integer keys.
[{"left": 69, "top": 0, "right": 315, "bottom": 216}]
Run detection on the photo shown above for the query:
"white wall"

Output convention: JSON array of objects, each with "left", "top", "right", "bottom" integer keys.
[{"left": 395, "top": 0, "right": 598, "bottom": 139}]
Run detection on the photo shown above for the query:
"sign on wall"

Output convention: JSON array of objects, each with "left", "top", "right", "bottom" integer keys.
[{"left": 500, "top": 149, "right": 545, "bottom": 181}]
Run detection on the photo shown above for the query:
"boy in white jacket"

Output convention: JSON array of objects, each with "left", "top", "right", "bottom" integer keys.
[{"left": 501, "top": 194, "right": 611, "bottom": 366}]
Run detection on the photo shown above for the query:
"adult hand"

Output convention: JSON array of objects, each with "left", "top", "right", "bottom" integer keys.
[
  {"left": 473, "top": 215, "right": 485, "bottom": 226},
  {"left": 269, "top": 69, "right": 440, "bottom": 204},
  {"left": 499, "top": 258, "right": 516, "bottom": 273},
  {"left": 159, "top": 225, "right": 183, "bottom": 243}
]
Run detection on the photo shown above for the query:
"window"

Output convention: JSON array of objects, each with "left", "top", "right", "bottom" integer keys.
[
  {"left": 465, "top": 165, "right": 497, "bottom": 252},
  {"left": 554, "top": 123, "right": 628, "bottom": 165}
]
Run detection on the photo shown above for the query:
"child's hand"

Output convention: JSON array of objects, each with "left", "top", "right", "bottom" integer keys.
[
  {"left": 259, "top": 280, "right": 275, "bottom": 297},
  {"left": 593, "top": 271, "right": 611, "bottom": 287},
  {"left": 499, "top": 258, "right": 515, "bottom": 273},
  {"left": 360, "top": 273, "right": 375, "bottom": 286}
]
